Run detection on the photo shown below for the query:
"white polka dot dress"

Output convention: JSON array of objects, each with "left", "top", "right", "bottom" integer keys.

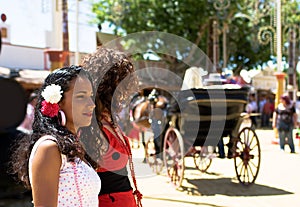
[{"left": 29, "top": 136, "right": 101, "bottom": 207}]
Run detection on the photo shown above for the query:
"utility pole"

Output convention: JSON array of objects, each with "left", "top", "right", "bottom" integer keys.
[
  {"left": 62, "top": 0, "right": 69, "bottom": 66},
  {"left": 274, "top": 0, "right": 284, "bottom": 108},
  {"left": 273, "top": 0, "right": 284, "bottom": 144}
]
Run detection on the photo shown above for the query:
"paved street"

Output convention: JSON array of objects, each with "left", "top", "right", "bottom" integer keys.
[
  {"left": 1, "top": 129, "right": 300, "bottom": 207},
  {"left": 133, "top": 129, "right": 300, "bottom": 207}
]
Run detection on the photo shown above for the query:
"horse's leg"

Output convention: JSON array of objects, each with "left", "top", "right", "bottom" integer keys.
[
  {"left": 152, "top": 119, "right": 162, "bottom": 159},
  {"left": 217, "top": 138, "right": 225, "bottom": 158},
  {"left": 141, "top": 130, "right": 147, "bottom": 163}
]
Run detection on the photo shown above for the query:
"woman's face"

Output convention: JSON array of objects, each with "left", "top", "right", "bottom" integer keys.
[
  {"left": 59, "top": 76, "right": 95, "bottom": 134},
  {"left": 280, "top": 98, "right": 287, "bottom": 106}
]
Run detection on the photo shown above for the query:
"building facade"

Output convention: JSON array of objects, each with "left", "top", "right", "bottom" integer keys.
[{"left": 0, "top": 0, "right": 98, "bottom": 70}]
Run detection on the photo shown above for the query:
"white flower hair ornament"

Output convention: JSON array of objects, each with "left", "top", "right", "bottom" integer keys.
[{"left": 41, "top": 84, "right": 63, "bottom": 117}]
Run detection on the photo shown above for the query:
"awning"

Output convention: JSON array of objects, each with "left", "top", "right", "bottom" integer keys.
[{"left": 0, "top": 67, "right": 49, "bottom": 90}]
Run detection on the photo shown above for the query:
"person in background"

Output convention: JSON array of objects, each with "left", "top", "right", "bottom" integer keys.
[
  {"left": 295, "top": 95, "right": 300, "bottom": 125},
  {"left": 18, "top": 90, "right": 38, "bottom": 134},
  {"left": 259, "top": 95, "right": 267, "bottom": 127},
  {"left": 81, "top": 47, "right": 142, "bottom": 207},
  {"left": 246, "top": 94, "right": 258, "bottom": 128},
  {"left": 148, "top": 89, "right": 166, "bottom": 160},
  {"left": 272, "top": 95, "right": 296, "bottom": 153},
  {"left": 10, "top": 66, "right": 101, "bottom": 206},
  {"left": 261, "top": 97, "right": 274, "bottom": 128}
]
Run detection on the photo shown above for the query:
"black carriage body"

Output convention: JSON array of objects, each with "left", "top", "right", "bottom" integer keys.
[
  {"left": 168, "top": 87, "right": 249, "bottom": 147},
  {"left": 162, "top": 86, "right": 261, "bottom": 186}
]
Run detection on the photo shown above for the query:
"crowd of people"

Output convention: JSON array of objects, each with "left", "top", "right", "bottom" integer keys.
[
  {"left": 246, "top": 93, "right": 298, "bottom": 154},
  {"left": 246, "top": 93, "right": 275, "bottom": 129}
]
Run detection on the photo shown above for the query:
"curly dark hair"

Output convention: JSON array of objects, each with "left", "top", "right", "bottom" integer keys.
[
  {"left": 81, "top": 47, "right": 138, "bottom": 124},
  {"left": 10, "top": 65, "right": 99, "bottom": 188},
  {"left": 80, "top": 47, "right": 139, "bottom": 156}
]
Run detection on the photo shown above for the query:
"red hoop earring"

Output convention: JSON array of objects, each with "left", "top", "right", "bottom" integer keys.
[{"left": 59, "top": 110, "right": 66, "bottom": 126}]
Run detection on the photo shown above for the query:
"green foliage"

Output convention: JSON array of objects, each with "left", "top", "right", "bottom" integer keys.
[{"left": 92, "top": 0, "right": 300, "bottom": 75}]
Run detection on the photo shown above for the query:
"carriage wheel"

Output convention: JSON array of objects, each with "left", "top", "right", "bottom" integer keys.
[
  {"left": 145, "top": 138, "right": 163, "bottom": 174},
  {"left": 193, "top": 148, "right": 212, "bottom": 173},
  {"left": 163, "top": 127, "right": 185, "bottom": 188},
  {"left": 234, "top": 127, "right": 261, "bottom": 185}
]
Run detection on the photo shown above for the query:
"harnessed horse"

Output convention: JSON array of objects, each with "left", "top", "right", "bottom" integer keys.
[{"left": 129, "top": 90, "right": 169, "bottom": 159}]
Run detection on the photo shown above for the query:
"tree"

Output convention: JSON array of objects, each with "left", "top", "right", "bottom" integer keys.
[{"left": 91, "top": 0, "right": 300, "bottom": 76}]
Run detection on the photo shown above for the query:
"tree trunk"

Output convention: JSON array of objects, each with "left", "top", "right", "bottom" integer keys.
[
  {"left": 62, "top": 0, "right": 70, "bottom": 66},
  {"left": 207, "top": 18, "right": 214, "bottom": 73}
]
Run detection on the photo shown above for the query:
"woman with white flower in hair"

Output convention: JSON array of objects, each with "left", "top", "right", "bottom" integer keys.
[{"left": 10, "top": 65, "right": 101, "bottom": 207}]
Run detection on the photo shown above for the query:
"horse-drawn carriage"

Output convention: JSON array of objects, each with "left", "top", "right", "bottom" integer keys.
[{"left": 130, "top": 85, "right": 261, "bottom": 188}]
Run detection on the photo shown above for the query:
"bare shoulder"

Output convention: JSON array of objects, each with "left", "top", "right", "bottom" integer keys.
[
  {"left": 34, "top": 138, "right": 61, "bottom": 166},
  {"left": 37, "top": 139, "right": 59, "bottom": 153}
]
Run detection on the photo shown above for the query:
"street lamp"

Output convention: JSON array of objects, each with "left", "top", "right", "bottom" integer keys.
[
  {"left": 272, "top": 0, "right": 285, "bottom": 145},
  {"left": 274, "top": 0, "right": 284, "bottom": 108},
  {"left": 276, "top": 0, "right": 282, "bottom": 73}
]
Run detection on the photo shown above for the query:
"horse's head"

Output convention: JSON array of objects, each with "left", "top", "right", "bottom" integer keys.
[
  {"left": 129, "top": 95, "right": 151, "bottom": 129},
  {"left": 129, "top": 90, "right": 169, "bottom": 130},
  {"left": 147, "top": 89, "right": 169, "bottom": 109},
  {"left": 154, "top": 95, "right": 169, "bottom": 109}
]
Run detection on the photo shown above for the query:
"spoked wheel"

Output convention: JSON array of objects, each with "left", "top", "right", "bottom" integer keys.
[
  {"left": 234, "top": 127, "right": 261, "bottom": 185},
  {"left": 163, "top": 127, "right": 185, "bottom": 188},
  {"left": 145, "top": 138, "right": 163, "bottom": 174},
  {"left": 193, "top": 147, "right": 212, "bottom": 173}
]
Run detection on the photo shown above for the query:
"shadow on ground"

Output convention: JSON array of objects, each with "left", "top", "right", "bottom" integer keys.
[
  {"left": 143, "top": 195, "right": 228, "bottom": 207},
  {"left": 182, "top": 177, "right": 293, "bottom": 197}
]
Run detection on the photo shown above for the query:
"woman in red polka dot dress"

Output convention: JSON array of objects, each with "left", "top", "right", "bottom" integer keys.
[{"left": 11, "top": 66, "right": 101, "bottom": 206}]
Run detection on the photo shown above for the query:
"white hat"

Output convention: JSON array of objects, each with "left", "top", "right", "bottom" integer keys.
[{"left": 181, "top": 67, "right": 208, "bottom": 90}]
